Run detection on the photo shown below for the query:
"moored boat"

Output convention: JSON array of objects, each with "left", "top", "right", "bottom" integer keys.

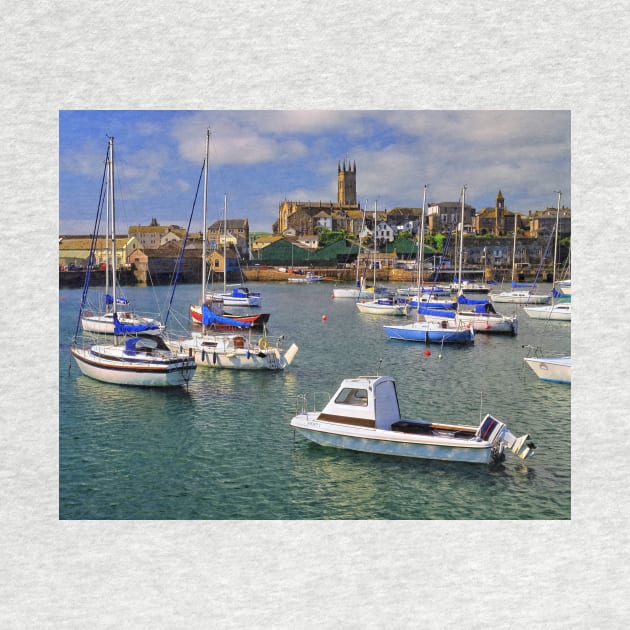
[
  {"left": 70, "top": 137, "right": 196, "bottom": 388},
  {"left": 523, "top": 355, "right": 571, "bottom": 384},
  {"left": 356, "top": 297, "right": 408, "bottom": 316},
  {"left": 523, "top": 302, "right": 571, "bottom": 321},
  {"left": 71, "top": 334, "right": 196, "bottom": 387},
  {"left": 290, "top": 375, "right": 535, "bottom": 465}
]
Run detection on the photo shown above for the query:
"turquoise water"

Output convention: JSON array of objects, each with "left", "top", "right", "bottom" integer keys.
[{"left": 59, "top": 281, "right": 571, "bottom": 519}]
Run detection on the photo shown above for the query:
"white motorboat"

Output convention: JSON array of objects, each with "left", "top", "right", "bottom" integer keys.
[
  {"left": 523, "top": 355, "right": 571, "bottom": 384},
  {"left": 290, "top": 375, "right": 535, "bottom": 465}
]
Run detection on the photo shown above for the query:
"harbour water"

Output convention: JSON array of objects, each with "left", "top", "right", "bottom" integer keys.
[{"left": 59, "top": 281, "right": 570, "bottom": 519}]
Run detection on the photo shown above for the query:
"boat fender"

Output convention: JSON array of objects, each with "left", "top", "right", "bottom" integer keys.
[
  {"left": 201, "top": 349, "right": 205, "bottom": 362},
  {"left": 213, "top": 351, "right": 217, "bottom": 364}
]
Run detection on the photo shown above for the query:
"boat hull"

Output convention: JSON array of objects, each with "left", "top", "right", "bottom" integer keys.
[
  {"left": 291, "top": 415, "right": 492, "bottom": 464},
  {"left": 424, "top": 312, "right": 517, "bottom": 335},
  {"left": 490, "top": 292, "right": 551, "bottom": 304},
  {"left": 190, "top": 304, "right": 270, "bottom": 329},
  {"left": 169, "top": 334, "right": 298, "bottom": 371},
  {"left": 356, "top": 300, "right": 408, "bottom": 316},
  {"left": 383, "top": 321, "right": 474, "bottom": 344},
  {"left": 523, "top": 304, "right": 571, "bottom": 320},
  {"left": 70, "top": 344, "right": 196, "bottom": 387},
  {"left": 81, "top": 313, "right": 164, "bottom": 335},
  {"left": 524, "top": 356, "right": 571, "bottom": 384}
]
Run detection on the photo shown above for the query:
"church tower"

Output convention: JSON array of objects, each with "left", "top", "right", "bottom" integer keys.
[
  {"left": 495, "top": 190, "right": 505, "bottom": 235},
  {"left": 338, "top": 160, "right": 357, "bottom": 206}
]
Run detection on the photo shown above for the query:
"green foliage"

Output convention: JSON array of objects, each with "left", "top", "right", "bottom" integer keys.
[
  {"left": 429, "top": 233, "right": 445, "bottom": 252},
  {"left": 318, "top": 229, "right": 346, "bottom": 247}
]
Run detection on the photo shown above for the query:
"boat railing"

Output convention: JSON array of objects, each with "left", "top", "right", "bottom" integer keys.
[{"left": 295, "top": 391, "right": 331, "bottom": 415}]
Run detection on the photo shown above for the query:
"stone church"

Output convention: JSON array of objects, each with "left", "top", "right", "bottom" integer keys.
[{"left": 275, "top": 161, "right": 363, "bottom": 236}]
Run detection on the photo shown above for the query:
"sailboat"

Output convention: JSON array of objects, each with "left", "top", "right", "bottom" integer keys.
[
  {"left": 205, "top": 194, "right": 262, "bottom": 308},
  {"left": 71, "top": 137, "right": 197, "bottom": 388},
  {"left": 523, "top": 192, "right": 571, "bottom": 321},
  {"left": 421, "top": 190, "right": 517, "bottom": 335},
  {"left": 356, "top": 201, "right": 408, "bottom": 316},
  {"left": 168, "top": 130, "right": 298, "bottom": 371},
  {"left": 383, "top": 185, "right": 474, "bottom": 344},
  {"left": 489, "top": 214, "right": 551, "bottom": 305},
  {"left": 333, "top": 205, "right": 388, "bottom": 299},
  {"left": 80, "top": 150, "right": 163, "bottom": 336}
]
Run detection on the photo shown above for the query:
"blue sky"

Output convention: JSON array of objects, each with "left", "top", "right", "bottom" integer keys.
[{"left": 59, "top": 110, "right": 570, "bottom": 235}]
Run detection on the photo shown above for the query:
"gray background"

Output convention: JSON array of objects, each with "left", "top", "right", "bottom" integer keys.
[{"left": 2, "top": 1, "right": 627, "bottom": 627}]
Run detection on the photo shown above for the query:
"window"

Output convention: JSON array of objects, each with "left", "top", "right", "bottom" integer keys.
[{"left": 334, "top": 387, "right": 369, "bottom": 407}]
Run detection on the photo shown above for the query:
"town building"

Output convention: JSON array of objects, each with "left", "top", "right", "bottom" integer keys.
[
  {"left": 427, "top": 200, "right": 476, "bottom": 234},
  {"left": 207, "top": 218, "right": 250, "bottom": 258},
  {"left": 276, "top": 161, "right": 362, "bottom": 236}
]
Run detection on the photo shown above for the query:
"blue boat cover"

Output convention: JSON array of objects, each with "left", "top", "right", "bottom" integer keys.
[
  {"left": 511, "top": 281, "right": 534, "bottom": 288},
  {"left": 113, "top": 313, "right": 159, "bottom": 335},
  {"left": 202, "top": 305, "right": 251, "bottom": 328},
  {"left": 457, "top": 295, "right": 489, "bottom": 305},
  {"left": 106, "top": 294, "right": 129, "bottom": 305},
  {"left": 418, "top": 306, "right": 456, "bottom": 318}
]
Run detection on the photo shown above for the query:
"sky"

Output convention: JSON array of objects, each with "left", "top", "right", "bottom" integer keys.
[{"left": 59, "top": 110, "right": 571, "bottom": 235}]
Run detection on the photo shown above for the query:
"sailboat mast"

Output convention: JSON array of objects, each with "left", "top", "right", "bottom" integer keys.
[
  {"left": 223, "top": 193, "right": 228, "bottom": 293},
  {"left": 108, "top": 136, "right": 117, "bottom": 314},
  {"left": 552, "top": 190, "right": 561, "bottom": 286},
  {"left": 458, "top": 186, "right": 466, "bottom": 293},
  {"left": 511, "top": 213, "right": 518, "bottom": 284},
  {"left": 104, "top": 153, "right": 110, "bottom": 306},
  {"left": 202, "top": 129, "right": 210, "bottom": 334},
  {"left": 418, "top": 185, "right": 427, "bottom": 295},
  {"left": 373, "top": 200, "right": 378, "bottom": 289}
]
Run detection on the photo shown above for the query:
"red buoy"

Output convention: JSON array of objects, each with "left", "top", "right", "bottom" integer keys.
[
  {"left": 423, "top": 349, "right": 431, "bottom": 357},
  {"left": 322, "top": 314, "right": 328, "bottom": 321}
]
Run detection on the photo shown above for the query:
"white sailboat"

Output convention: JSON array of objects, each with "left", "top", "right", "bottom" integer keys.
[
  {"left": 356, "top": 201, "right": 407, "bottom": 316},
  {"left": 71, "top": 137, "right": 196, "bottom": 388},
  {"left": 168, "top": 130, "right": 298, "bottom": 371},
  {"left": 80, "top": 148, "right": 163, "bottom": 336},
  {"left": 206, "top": 194, "right": 262, "bottom": 308},
  {"left": 524, "top": 192, "right": 571, "bottom": 321},
  {"left": 490, "top": 214, "right": 551, "bottom": 305},
  {"left": 333, "top": 205, "right": 388, "bottom": 299}
]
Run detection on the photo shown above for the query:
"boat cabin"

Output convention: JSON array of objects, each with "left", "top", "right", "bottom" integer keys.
[{"left": 318, "top": 376, "right": 402, "bottom": 429}]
